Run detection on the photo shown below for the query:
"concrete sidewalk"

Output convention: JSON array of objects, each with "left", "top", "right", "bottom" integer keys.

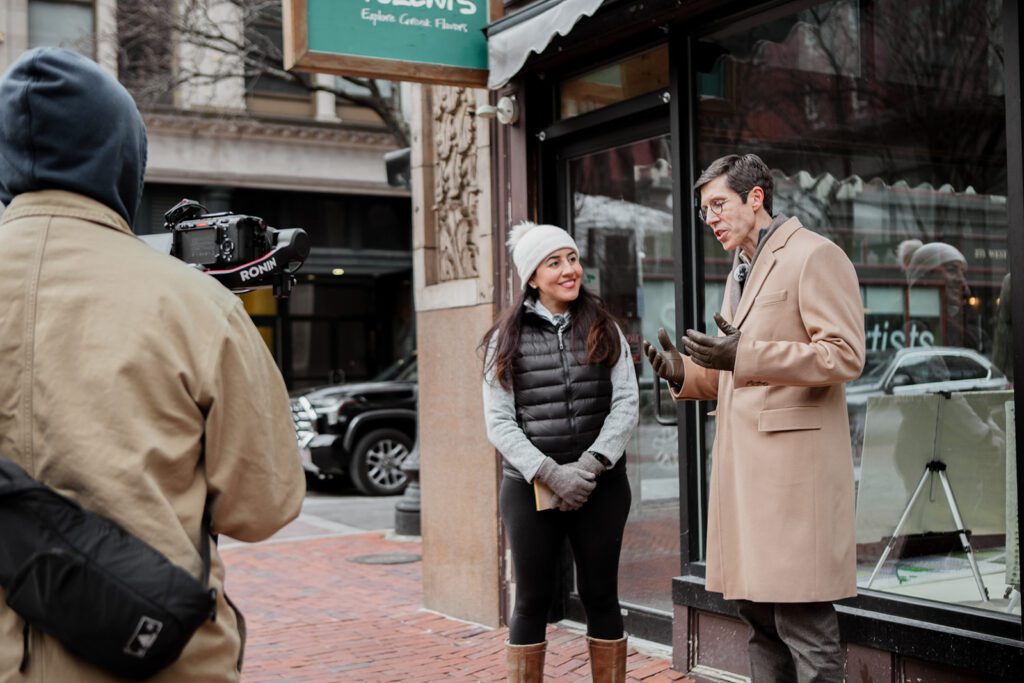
[{"left": 222, "top": 519, "right": 688, "bottom": 682}]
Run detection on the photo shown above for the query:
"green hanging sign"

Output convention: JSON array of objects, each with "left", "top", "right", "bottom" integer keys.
[{"left": 284, "top": 0, "right": 491, "bottom": 87}]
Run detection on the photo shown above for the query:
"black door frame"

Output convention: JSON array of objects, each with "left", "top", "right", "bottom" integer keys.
[{"left": 535, "top": 40, "right": 679, "bottom": 644}]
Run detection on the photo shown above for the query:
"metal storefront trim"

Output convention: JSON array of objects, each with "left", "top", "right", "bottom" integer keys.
[{"left": 673, "top": 575, "right": 1023, "bottom": 678}]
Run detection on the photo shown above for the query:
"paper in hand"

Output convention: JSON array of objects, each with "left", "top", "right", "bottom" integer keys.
[{"left": 533, "top": 480, "right": 556, "bottom": 511}]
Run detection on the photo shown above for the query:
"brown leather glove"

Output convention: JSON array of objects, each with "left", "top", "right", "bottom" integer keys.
[
  {"left": 642, "top": 328, "right": 686, "bottom": 387},
  {"left": 682, "top": 313, "right": 740, "bottom": 371}
]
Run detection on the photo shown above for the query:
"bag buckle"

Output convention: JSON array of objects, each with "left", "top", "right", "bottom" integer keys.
[{"left": 209, "top": 588, "right": 219, "bottom": 622}]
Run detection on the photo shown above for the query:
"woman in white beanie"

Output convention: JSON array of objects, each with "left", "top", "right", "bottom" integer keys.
[
  {"left": 480, "top": 222, "right": 639, "bottom": 683},
  {"left": 901, "top": 240, "right": 972, "bottom": 346}
]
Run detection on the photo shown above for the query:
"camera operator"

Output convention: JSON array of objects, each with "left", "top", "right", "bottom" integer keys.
[{"left": 0, "top": 48, "right": 305, "bottom": 682}]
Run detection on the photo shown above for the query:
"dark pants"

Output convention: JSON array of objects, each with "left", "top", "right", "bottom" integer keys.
[
  {"left": 500, "top": 473, "right": 631, "bottom": 645},
  {"left": 734, "top": 600, "right": 843, "bottom": 683}
]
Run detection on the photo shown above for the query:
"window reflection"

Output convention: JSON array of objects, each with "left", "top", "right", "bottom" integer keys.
[
  {"left": 560, "top": 46, "right": 670, "bottom": 120},
  {"left": 695, "top": 0, "right": 1017, "bottom": 615},
  {"left": 569, "top": 136, "right": 678, "bottom": 612}
]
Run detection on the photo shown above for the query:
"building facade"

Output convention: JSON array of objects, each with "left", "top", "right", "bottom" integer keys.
[
  {"left": 0, "top": 0, "right": 412, "bottom": 387},
  {"left": 416, "top": 0, "right": 1023, "bottom": 679}
]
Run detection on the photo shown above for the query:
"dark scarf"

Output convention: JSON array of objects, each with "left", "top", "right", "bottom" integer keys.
[{"left": 729, "top": 213, "right": 789, "bottom": 317}]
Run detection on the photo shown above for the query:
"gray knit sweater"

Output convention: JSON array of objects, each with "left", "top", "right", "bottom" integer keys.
[{"left": 482, "top": 299, "right": 639, "bottom": 481}]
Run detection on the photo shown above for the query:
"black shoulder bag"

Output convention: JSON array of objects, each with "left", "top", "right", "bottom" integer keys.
[{"left": 0, "top": 456, "right": 217, "bottom": 680}]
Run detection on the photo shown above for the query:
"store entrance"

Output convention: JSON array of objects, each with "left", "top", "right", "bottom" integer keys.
[{"left": 554, "top": 120, "right": 682, "bottom": 641}]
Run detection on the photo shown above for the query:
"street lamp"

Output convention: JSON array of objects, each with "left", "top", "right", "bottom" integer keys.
[
  {"left": 384, "top": 146, "right": 420, "bottom": 536},
  {"left": 394, "top": 432, "right": 421, "bottom": 536}
]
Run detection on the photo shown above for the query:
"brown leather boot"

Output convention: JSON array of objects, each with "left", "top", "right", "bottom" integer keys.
[
  {"left": 587, "top": 635, "right": 627, "bottom": 683},
  {"left": 506, "top": 640, "right": 546, "bottom": 682}
]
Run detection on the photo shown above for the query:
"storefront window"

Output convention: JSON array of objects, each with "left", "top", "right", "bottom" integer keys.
[
  {"left": 694, "top": 0, "right": 1018, "bottom": 615},
  {"left": 568, "top": 135, "right": 678, "bottom": 612},
  {"left": 560, "top": 45, "right": 670, "bottom": 120}
]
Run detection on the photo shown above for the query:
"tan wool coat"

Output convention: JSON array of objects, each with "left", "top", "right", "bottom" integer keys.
[
  {"left": 674, "top": 217, "right": 865, "bottom": 603},
  {"left": 0, "top": 191, "right": 306, "bottom": 682}
]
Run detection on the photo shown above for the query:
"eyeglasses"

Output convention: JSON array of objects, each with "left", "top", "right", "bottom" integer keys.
[{"left": 698, "top": 198, "right": 729, "bottom": 223}]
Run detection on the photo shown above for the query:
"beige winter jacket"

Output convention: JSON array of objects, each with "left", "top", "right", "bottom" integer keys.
[
  {"left": 673, "top": 217, "right": 865, "bottom": 603},
  {"left": 0, "top": 190, "right": 305, "bottom": 682}
]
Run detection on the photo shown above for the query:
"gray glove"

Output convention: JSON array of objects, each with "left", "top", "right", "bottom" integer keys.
[
  {"left": 571, "top": 451, "right": 607, "bottom": 478},
  {"left": 549, "top": 495, "right": 572, "bottom": 512},
  {"left": 552, "top": 453, "right": 607, "bottom": 511},
  {"left": 536, "top": 457, "right": 596, "bottom": 509}
]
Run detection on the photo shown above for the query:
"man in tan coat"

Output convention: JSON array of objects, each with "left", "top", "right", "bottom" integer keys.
[
  {"left": 644, "top": 154, "right": 864, "bottom": 682},
  {"left": 0, "top": 48, "right": 305, "bottom": 681}
]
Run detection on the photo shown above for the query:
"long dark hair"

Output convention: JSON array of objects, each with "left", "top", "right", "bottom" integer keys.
[{"left": 480, "top": 285, "right": 622, "bottom": 390}]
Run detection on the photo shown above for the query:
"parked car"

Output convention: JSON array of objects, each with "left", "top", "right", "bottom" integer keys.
[
  {"left": 290, "top": 353, "right": 417, "bottom": 495},
  {"left": 846, "top": 346, "right": 1010, "bottom": 459}
]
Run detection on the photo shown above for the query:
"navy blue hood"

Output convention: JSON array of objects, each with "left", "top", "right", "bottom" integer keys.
[{"left": 0, "top": 48, "right": 148, "bottom": 226}]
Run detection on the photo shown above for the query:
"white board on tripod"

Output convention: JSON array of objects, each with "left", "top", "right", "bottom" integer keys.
[{"left": 855, "top": 391, "right": 1010, "bottom": 545}]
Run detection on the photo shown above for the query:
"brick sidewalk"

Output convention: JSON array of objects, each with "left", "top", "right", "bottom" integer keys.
[{"left": 222, "top": 524, "right": 689, "bottom": 682}]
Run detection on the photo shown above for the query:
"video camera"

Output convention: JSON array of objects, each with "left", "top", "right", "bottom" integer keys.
[{"left": 139, "top": 199, "right": 310, "bottom": 298}]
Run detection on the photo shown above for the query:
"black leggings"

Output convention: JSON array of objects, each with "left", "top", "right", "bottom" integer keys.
[{"left": 500, "top": 472, "right": 631, "bottom": 645}]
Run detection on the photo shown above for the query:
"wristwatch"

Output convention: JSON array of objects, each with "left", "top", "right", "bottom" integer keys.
[{"left": 592, "top": 452, "right": 612, "bottom": 469}]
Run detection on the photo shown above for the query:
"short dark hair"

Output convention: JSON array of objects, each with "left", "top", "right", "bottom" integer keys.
[{"left": 694, "top": 153, "right": 773, "bottom": 215}]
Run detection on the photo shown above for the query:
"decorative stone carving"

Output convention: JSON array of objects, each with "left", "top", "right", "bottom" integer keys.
[
  {"left": 143, "top": 111, "right": 396, "bottom": 149},
  {"left": 433, "top": 86, "right": 479, "bottom": 281}
]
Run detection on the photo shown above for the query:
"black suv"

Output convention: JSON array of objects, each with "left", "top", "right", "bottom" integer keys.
[{"left": 290, "top": 354, "right": 417, "bottom": 495}]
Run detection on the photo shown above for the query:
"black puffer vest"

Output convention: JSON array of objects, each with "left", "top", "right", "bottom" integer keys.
[{"left": 504, "top": 309, "right": 621, "bottom": 480}]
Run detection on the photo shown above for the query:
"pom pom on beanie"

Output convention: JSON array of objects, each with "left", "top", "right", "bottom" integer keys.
[{"left": 507, "top": 221, "right": 579, "bottom": 290}]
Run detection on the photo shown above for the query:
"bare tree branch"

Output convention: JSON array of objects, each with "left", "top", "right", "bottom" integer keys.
[{"left": 116, "top": 0, "right": 409, "bottom": 146}]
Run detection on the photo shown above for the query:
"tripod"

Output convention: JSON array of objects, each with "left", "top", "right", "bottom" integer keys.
[{"left": 866, "top": 459, "right": 989, "bottom": 601}]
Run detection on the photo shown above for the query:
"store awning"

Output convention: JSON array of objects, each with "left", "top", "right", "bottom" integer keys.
[{"left": 486, "top": 0, "right": 606, "bottom": 89}]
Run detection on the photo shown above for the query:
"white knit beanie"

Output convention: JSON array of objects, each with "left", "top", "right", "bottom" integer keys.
[
  {"left": 905, "top": 241, "right": 967, "bottom": 286},
  {"left": 507, "top": 221, "right": 579, "bottom": 290}
]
